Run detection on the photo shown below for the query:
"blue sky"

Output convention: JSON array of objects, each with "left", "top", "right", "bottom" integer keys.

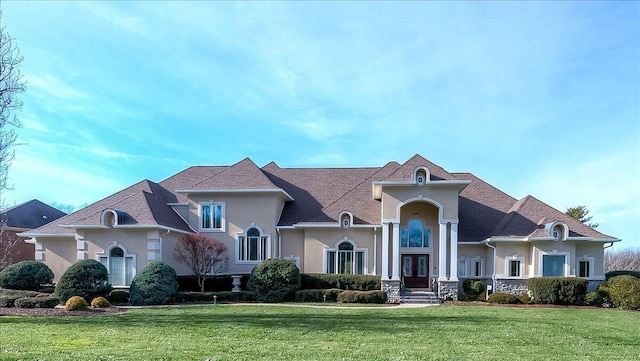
[{"left": 2, "top": 1, "right": 638, "bottom": 249}]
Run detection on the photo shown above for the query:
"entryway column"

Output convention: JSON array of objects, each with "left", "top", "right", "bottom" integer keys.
[
  {"left": 449, "top": 222, "right": 459, "bottom": 281},
  {"left": 391, "top": 222, "right": 400, "bottom": 280},
  {"left": 438, "top": 222, "right": 447, "bottom": 280},
  {"left": 381, "top": 223, "right": 389, "bottom": 279}
]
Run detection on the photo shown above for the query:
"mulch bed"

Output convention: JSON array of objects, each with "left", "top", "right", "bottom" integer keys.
[{"left": 0, "top": 307, "right": 128, "bottom": 317}]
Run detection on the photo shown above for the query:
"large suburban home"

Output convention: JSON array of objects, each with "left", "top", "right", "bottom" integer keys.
[
  {"left": 20, "top": 155, "right": 618, "bottom": 302},
  {"left": 1, "top": 199, "right": 67, "bottom": 268}
]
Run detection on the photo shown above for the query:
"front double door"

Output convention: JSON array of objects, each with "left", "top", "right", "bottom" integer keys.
[{"left": 402, "top": 254, "right": 429, "bottom": 288}]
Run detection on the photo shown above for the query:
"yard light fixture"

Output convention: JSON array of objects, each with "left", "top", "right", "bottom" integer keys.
[
  {"left": 214, "top": 295, "right": 217, "bottom": 305},
  {"left": 323, "top": 294, "right": 327, "bottom": 303}
]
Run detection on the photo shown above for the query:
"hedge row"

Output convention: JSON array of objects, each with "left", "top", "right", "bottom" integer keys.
[
  {"left": 337, "top": 290, "right": 387, "bottom": 304},
  {"left": 174, "top": 291, "right": 252, "bottom": 303},
  {"left": 176, "top": 275, "right": 251, "bottom": 292},
  {"left": 300, "top": 273, "right": 380, "bottom": 291},
  {"left": 294, "top": 289, "right": 343, "bottom": 303},
  {"left": 526, "top": 277, "right": 587, "bottom": 305}
]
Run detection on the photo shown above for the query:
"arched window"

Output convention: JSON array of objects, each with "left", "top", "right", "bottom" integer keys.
[
  {"left": 237, "top": 226, "right": 270, "bottom": 262},
  {"left": 401, "top": 219, "right": 430, "bottom": 247},
  {"left": 326, "top": 241, "right": 365, "bottom": 274},
  {"left": 98, "top": 244, "right": 135, "bottom": 286}
]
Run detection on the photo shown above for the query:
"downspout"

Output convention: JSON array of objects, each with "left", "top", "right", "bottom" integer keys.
[
  {"left": 485, "top": 239, "right": 496, "bottom": 294},
  {"left": 373, "top": 227, "right": 377, "bottom": 275},
  {"left": 277, "top": 228, "right": 282, "bottom": 259},
  {"left": 603, "top": 241, "right": 615, "bottom": 276},
  {"left": 159, "top": 229, "right": 170, "bottom": 261}
]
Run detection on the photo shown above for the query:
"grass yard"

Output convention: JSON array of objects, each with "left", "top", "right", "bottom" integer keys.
[{"left": 1, "top": 304, "right": 639, "bottom": 360}]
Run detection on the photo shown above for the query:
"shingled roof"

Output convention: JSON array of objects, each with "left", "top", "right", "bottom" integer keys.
[
  {"left": 1, "top": 199, "right": 66, "bottom": 230},
  {"left": 23, "top": 155, "right": 616, "bottom": 241}
]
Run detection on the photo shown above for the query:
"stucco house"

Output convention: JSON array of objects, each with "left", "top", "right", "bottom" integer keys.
[
  {"left": 20, "top": 155, "right": 618, "bottom": 302},
  {"left": 1, "top": 199, "right": 67, "bottom": 269}
]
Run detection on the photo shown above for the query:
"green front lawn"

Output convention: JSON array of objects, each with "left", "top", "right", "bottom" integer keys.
[{"left": 1, "top": 304, "right": 639, "bottom": 360}]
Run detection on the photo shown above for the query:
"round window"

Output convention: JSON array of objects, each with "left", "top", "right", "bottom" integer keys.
[
  {"left": 342, "top": 217, "right": 350, "bottom": 228},
  {"left": 416, "top": 175, "right": 425, "bottom": 185}
]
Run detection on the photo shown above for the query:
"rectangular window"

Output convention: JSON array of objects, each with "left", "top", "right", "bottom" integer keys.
[
  {"left": 457, "top": 261, "right": 467, "bottom": 277},
  {"left": 326, "top": 251, "right": 336, "bottom": 273},
  {"left": 474, "top": 261, "right": 482, "bottom": 277},
  {"left": 509, "top": 260, "right": 521, "bottom": 277},
  {"left": 355, "top": 252, "right": 365, "bottom": 275},
  {"left": 542, "top": 255, "right": 566, "bottom": 277},
  {"left": 578, "top": 260, "right": 590, "bottom": 278},
  {"left": 201, "top": 203, "right": 223, "bottom": 231}
]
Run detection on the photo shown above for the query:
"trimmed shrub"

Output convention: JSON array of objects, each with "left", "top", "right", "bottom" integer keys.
[
  {"left": 14, "top": 296, "right": 59, "bottom": 309},
  {"left": 0, "top": 288, "right": 40, "bottom": 298},
  {"left": 64, "top": 296, "right": 88, "bottom": 311},
  {"left": 0, "top": 296, "right": 19, "bottom": 307},
  {"left": 300, "top": 273, "right": 380, "bottom": 291},
  {"left": 129, "top": 261, "right": 178, "bottom": 306},
  {"left": 517, "top": 293, "right": 531, "bottom": 304},
  {"left": 54, "top": 259, "right": 112, "bottom": 304},
  {"left": 295, "top": 288, "right": 343, "bottom": 303},
  {"left": 107, "top": 290, "right": 130, "bottom": 304},
  {"left": 584, "top": 291, "right": 607, "bottom": 307},
  {"left": 526, "top": 277, "right": 587, "bottom": 305},
  {"left": 337, "top": 290, "right": 387, "bottom": 304},
  {"left": 91, "top": 296, "right": 111, "bottom": 308},
  {"left": 0, "top": 261, "right": 54, "bottom": 291},
  {"left": 462, "top": 279, "right": 485, "bottom": 300},
  {"left": 174, "top": 291, "right": 252, "bottom": 303},
  {"left": 247, "top": 259, "right": 300, "bottom": 303},
  {"left": 600, "top": 275, "right": 640, "bottom": 310},
  {"left": 487, "top": 292, "right": 520, "bottom": 304},
  {"left": 605, "top": 270, "right": 640, "bottom": 280}
]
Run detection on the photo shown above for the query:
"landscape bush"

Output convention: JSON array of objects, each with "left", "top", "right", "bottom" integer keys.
[
  {"left": 337, "top": 290, "right": 387, "bottom": 304},
  {"left": 0, "top": 295, "right": 19, "bottom": 307},
  {"left": 300, "top": 273, "right": 380, "bottom": 291},
  {"left": 295, "top": 288, "right": 343, "bottom": 302},
  {"left": 526, "top": 277, "right": 587, "bottom": 305},
  {"left": 54, "top": 259, "right": 112, "bottom": 304},
  {"left": 462, "top": 279, "right": 486, "bottom": 300},
  {"left": 91, "top": 296, "right": 111, "bottom": 308},
  {"left": 600, "top": 275, "right": 640, "bottom": 310},
  {"left": 247, "top": 259, "right": 300, "bottom": 303},
  {"left": 174, "top": 291, "right": 252, "bottom": 303},
  {"left": 64, "top": 296, "right": 88, "bottom": 311},
  {"left": 129, "top": 261, "right": 178, "bottom": 306},
  {"left": 487, "top": 292, "right": 520, "bottom": 304},
  {"left": 605, "top": 270, "right": 640, "bottom": 280},
  {"left": 0, "top": 261, "right": 54, "bottom": 291},
  {"left": 108, "top": 290, "right": 130, "bottom": 304},
  {"left": 584, "top": 291, "right": 607, "bottom": 307},
  {"left": 14, "top": 296, "right": 59, "bottom": 309},
  {"left": 0, "top": 288, "right": 40, "bottom": 298}
]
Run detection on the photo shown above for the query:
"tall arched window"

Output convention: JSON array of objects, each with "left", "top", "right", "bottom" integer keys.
[
  {"left": 326, "top": 241, "right": 365, "bottom": 274},
  {"left": 98, "top": 245, "right": 135, "bottom": 286},
  {"left": 237, "top": 226, "right": 269, "bottom": 262},
  {"left": 401, "top": 219, "right": 430, "bottom": 247}
]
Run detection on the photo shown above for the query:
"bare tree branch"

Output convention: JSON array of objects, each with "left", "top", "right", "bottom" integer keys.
[
  {"left": 173, "top": 233, "right": 229, "bottom": 292},
  {"left": 605, "top": 248, "right": 640, "bottom": 273}
]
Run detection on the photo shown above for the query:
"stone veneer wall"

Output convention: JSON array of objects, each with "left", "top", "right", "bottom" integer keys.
[
  {"left": 437, "top": 280, "right": 459, "bottom": 300},
  {"left": 381, "top": 280, "right": 401, "bottom": 304},
  {"left": 495, "top": 279, "right": 529, "bottom": 295}
]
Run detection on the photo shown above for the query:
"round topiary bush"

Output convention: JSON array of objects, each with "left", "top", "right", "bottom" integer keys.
[
  {"left": 601, "top": 275, "right": 640, "bottom": 310},
  {"left": 108, "top": 290, "right": 130, "bottom": 304},
  {"left": 247, "top": 259, "right": 300, "bottom": 303},
  {"left": 487, "top": 292, "right": 520, "bottom": 304},
  {"left": 54, "top": 259, "right": 112, "bottom": 304},
  {"left": 129, "top": 261, "right": 178, "bottom": 306},
  {"left": 65, "top": 296, "right": 88, "bottom": 311},
  {"left": 91, "top": 296, "right": 111, "bottom": 308},
  {"left": 0, "top": 260, "right": 54, "bottom": 291},
  {"left": 462, "top": 279, "right": 486, "bottom": 300}
]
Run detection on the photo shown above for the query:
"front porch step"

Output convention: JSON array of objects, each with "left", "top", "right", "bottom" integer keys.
[{"left": 401, "top": 289, "right": 440, "bottom": 305}]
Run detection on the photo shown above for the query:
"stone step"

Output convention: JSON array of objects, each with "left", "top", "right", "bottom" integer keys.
[{"left": 401, "top": 289, "right": 440, "bottom": 304}]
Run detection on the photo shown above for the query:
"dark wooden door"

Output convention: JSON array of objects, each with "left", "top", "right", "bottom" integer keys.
[{"left": 402, "top": 254, "right": 429, "bottom": 288}]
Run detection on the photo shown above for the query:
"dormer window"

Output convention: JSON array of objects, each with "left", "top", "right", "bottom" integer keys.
[
  {"left": 544, "top": 221, "right": 568, "bottom": 241},
  {"left": 413, "top": 167, "right": 429, "bottom": 186},
  {"left": 339, "top": 211, "right": 352, "bottom": 228},
  {"left": 200, "top": 202, "right": 225, "bottom": 231}
]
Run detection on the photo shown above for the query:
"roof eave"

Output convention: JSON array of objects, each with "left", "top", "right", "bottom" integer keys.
[
  {"left": 372, "top": 179, "right": 471, "bottom": 200},
  {"left": 175, "top": 188, "right": 294, "bottom": 201}
]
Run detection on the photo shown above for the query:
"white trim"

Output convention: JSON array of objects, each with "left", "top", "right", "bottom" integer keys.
[
  {"left": 538, "top": 250, "right": 570, "bottom": 277},
  {"left": 198, "top": 201, "right": 226, "bottom": 232},
  {"left": 499, "top": 254, "right": 525, "bottom": 279},
  {"left": 235, "top": 224, "right": 271, "bottom": 264},
  {"left": 323, "top": 238, "right": 369, "bottom": 275},
  {"left": 576, "top": 255, "right": 595, "bottom": 279},
  {"left": 372, "top": 179, "right": 470, "bottom": 200},
  {"left": 290, "top": 223, "right": 378, "bottom": 229},
  {"left": 175, "top": 188, "right": 294, "bottom": 201},
  {"left": 96, "top": 241, "right": 137, "bottom": 287}
]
